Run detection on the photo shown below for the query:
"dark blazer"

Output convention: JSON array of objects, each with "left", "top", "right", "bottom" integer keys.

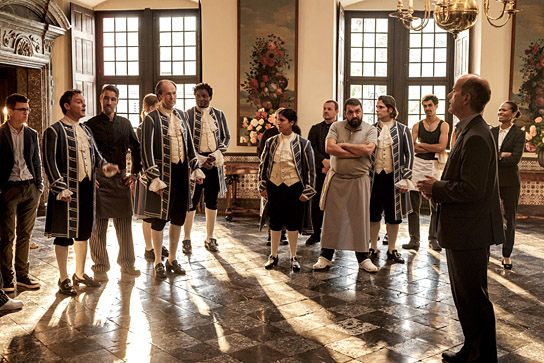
[
  {"left": 308, "top": 120, "right": 332, "bottom": 168},
  {"left": 491, "top": 125, "right": 525, "bottom": 187},
  {"left": 0, "top": 122, "right": 43, "bottom": 192},
  {"left": 432, "top": 115, "right": 505, "bottom": 250}
]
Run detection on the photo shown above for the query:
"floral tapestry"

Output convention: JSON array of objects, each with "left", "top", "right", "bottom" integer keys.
[
  {"left": 238, "top": 0, "right": 298, "bottom": 146},
  {"left": 510, "top": 0, "right": 544, "bottom": 152}
]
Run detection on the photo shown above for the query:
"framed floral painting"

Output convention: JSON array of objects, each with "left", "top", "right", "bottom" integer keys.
[{"left": 237, "top": 0, "right": 298, "bottom": 146}]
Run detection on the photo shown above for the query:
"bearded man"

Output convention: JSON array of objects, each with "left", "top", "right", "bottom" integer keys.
[{"left": 312, "top": 98, "right": 378, "bottom": 273}]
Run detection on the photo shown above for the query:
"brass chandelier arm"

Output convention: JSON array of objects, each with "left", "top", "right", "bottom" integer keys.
[
  {"left": 483, "top": 0, "right": 519, "bottom": 28},
  {"left": 394, "top": 0, "right": 432, "bottom": 31},
  {"left": 482, "top": 0, "right": 508, "bottom": 21}
]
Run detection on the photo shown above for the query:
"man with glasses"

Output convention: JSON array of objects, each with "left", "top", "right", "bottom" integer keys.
[
  {"left": 0, "top": 94, "right": 43, "bottom": 292},
  {"left": 86, "top": 85, "right": 142, "bottom": 281}
]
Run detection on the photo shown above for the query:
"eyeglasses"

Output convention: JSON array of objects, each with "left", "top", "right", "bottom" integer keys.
[{"left": 13, "top": 108, "right": 31, "bottom": 113}]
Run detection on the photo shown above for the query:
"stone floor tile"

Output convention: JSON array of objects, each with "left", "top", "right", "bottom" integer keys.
[{"left": 0, "top": 215, "right": 541, "bottom": 362}]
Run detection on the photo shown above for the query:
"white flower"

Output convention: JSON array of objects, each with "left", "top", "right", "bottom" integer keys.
[
  {"left": 250, "top": 118, "right": 259, "bottom": 127},
  {"left": 258, "top": 108, "right": 265, "bottom": 112},
  {"left": 258, "top": 119, "right": 265, "bottom": 125},
  {"left": 240, "top": 136, "right": 247, "bottom": 143},
  {"left": 256, "top": 125, "right": 262, "bottom": 131}
]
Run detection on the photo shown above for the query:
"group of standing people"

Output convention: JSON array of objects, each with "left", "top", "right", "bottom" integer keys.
[
  {"left": 0, "top": 80, "right": 230, "bottom": 301},
  {"left": 0, "top": 74, "right": 527, "bottom": 363},
  {"left": 258, "top": 95, "right": 415, "bottom": 274},
  {"left": 258, "top": 74, "right": 524, "bottom": 362}
]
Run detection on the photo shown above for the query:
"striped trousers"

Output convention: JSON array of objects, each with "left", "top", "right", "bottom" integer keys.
[
  {"left": 89, "top": 217, "right": 136, "bottom": 273},
  {"left": 0, "top": 270, "right": 9, "bottom": 306}
]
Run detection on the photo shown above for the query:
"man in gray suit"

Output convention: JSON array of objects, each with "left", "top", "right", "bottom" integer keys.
[{"left": 418, "top": 74, "right": 504, "bottom": 363}]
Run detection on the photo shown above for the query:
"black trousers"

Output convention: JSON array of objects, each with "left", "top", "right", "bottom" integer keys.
[
  {"left": 147, "top": 160, "right": 189, "bottom": 231},
  {"left": 369, "top": 171, "right": 401, "bottom": 224},
  {"left": 267, "top": 181, "right": 303, "bottom": 232},
  {"left": 310, "top": 170, "right": 326, "bottom": 240},
  {"left": 499, "top": 185, "right": 520, "bottom": 258},
  {"left": 446, "top": 247, "right": 497, "bottom": 362},
  {"left": 53, "top": 178, "right": 94, "bottom": 246},
  {"left": 190, "top": 163, "right": 220, "bottom": 211}
]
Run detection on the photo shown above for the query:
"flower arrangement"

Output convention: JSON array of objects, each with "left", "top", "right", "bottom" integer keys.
[
  {"left": 240, "top": 108, "right": 275, "bottom": 146},
  {"left": 518, "top": 40, "right": 544, "bottom": 116},
  {"left": 523, "top": 116, "right": 544, "bottom": 153},
  {"left": 241, "top": 34, "right": 293, "bottom": 112}
]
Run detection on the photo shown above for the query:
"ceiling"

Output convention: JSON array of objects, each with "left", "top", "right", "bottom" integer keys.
[{"left": 72, "top": 0, "right": 363, "bottom": 10}]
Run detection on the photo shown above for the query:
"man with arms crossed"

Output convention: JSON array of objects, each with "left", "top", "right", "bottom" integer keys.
[{"left": 312, "top": 98, "right": 378, "bottom": 273}]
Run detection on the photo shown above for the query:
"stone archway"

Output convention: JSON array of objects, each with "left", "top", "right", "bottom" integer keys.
[{"left": 0, "top": 0, "right": 70, "bottom": 213}]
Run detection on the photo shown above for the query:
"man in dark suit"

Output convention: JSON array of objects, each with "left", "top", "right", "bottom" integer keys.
[
  {"left": 0, "top": 93, "right": 43, "bottom": 292},
  {"left": 418, "top": 75, "right": 504, "bottom": 362},
  {"left": 306, "top": 100, "right": 339, "bottom": 245},
  {"left": 491, "top": 102, "right": 525, "bottom": 269}
]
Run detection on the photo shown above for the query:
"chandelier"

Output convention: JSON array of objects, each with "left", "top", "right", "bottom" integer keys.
[{"left": 389, "top": 0, "right": 519, "bottom": 38}]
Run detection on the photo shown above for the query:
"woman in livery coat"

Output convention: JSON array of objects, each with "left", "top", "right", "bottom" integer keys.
[{"left": 259, "top": 108, "right": 316, "bottom": 271}]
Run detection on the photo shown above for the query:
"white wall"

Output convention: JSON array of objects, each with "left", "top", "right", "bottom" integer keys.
[{"left": 471, "top": 11, "right": 512, "bottom": 126}]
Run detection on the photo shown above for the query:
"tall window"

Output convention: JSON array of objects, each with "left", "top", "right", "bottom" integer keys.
[
  {"left": 97, "top": 10, "right": 200, "bottom": 127},
  {"left": 345, "top": 13, "right": 454, "bottom": 128}
]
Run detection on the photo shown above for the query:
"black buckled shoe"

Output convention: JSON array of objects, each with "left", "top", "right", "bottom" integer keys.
[
  {"left": 154, "top": 263, "right": 167, "bottom": 279},
  {"left": 368, "top": 248, "right": 379, "bottom": 260},
  {"left": 165, "top": 260, "right": 186, "bottom": 275},
  {"left": 205, "top": 238, "right": 218, "bottom": 252},
  {"left": 72, "top": 273, "right": 101, "bottom": 287},
  {"left": 144, "top": 249, "right": 155, "bottom": 261},
  {"left": 264, "top": 255, "right": 278, "bottom": 269},
  {"left": 291, "top": 256, "right": 301, "bottom": 272},
  {"left": 58, "top": 278, "right": 77, "bottom": 296},
  {"left": 161, "top": 246, "right": 169, "bottom": 258},
  {"left": 386, "top": 249, "right": 405, "bottom": 264},
  {"left": 182, "top": 240, "right": 192, "bottom": 254},
  {"left": 502, "top": 259, "right": 513, "bottom": 270}
]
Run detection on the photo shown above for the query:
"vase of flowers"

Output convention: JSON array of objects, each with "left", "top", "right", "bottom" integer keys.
[
  {"left": 240, "top": 108, "right": 275, "bottom": 146},
  {"left": 523, "top": 116, "right": 544, "bottom": 167},
  {"left": 241, "top": 34, "right": 294, "bottom": 112},
  {"left": 518, "top": 40, "right": 544, "bottom": 119}
]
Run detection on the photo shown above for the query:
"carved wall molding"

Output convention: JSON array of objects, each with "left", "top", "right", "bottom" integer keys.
[
  {"left": 14, "top": 34, "right": 32, "bottom": 57},
  {"left": 0, "top": 0, "right": 70, "bottom": 30},
  {"left": 0, "top": 0, "right": 69, "bottom": 66}
]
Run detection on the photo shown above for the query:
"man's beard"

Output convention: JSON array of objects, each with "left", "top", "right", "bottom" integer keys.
[{"left": 348, "top": 117, "right": 362, "bottom": 128}]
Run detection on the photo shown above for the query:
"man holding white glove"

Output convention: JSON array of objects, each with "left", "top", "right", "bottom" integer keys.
[
  {"left": 140, "top": 80, "right": 203, "bottom": 279},
  {"left": 368, "top": 95, "right": 414, "bottom": 264},
  {"left": 183, "top": 83, "right": 230, "bottom": 254}
]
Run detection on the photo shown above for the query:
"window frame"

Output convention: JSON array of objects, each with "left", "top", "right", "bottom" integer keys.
[
  {"left": 96, "top": 9, "right": 201, "bottom": 121},
  {"left": 344, "top": 11, "right": 454, "bottom": 130}
]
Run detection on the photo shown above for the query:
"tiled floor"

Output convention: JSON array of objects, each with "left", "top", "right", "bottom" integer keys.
[{"left": 1, "top": 214, "right": 543, "bottom": 362}]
